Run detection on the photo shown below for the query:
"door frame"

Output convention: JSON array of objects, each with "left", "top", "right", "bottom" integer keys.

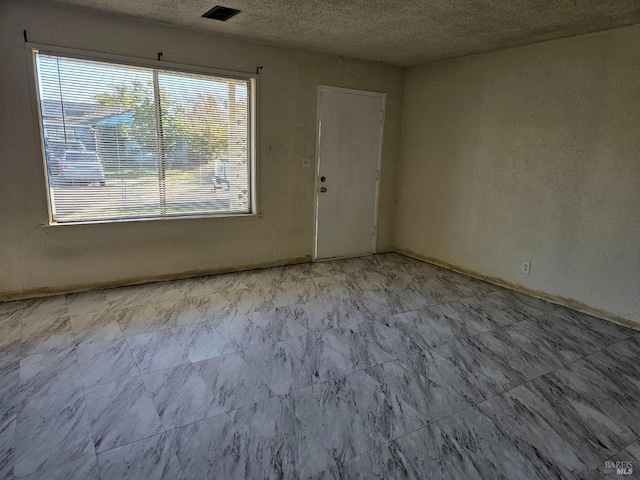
[{"left": 313, "top": 85, "right": 387, "bottom": 261}]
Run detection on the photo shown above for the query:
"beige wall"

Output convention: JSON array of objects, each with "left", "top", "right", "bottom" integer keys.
[
  {"left": 0, "top": 0, "right": 404, "bottom": 298},
  {"left": 396, "top": 25, "right": 640, "bottom": 323}
]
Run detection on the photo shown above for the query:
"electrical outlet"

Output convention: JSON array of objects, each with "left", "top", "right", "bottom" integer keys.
[
  {"left": 521, "top": 261, "right": 531, "bottom": 275},
  {"left": 301, "top": 157, "right": 311, "bottom": 168}
]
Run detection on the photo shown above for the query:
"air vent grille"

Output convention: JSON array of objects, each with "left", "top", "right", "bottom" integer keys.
[{"left": 202, "top": 6, "right": 241, "bottom": 21}]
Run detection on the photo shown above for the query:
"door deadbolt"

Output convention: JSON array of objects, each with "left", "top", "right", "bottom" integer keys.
[{"left": 320, "top": 176, "right": 326, "bottom": 183}]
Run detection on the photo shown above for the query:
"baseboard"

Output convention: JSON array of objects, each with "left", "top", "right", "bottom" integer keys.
[
  {"left": 0, "top": 255, "right": 313, "bottom": 303},
  {"left": 393, "top": 248, "right": 640, "bottom": 332}
]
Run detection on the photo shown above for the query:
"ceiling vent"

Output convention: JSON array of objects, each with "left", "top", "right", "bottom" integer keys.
[{"left": 202, "top": 6, "right": 241, "bottom": 21}]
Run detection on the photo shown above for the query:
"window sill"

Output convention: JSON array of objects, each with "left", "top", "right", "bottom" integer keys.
[{"left": 41, "top": 212, "right": 263, "bottom": 228}]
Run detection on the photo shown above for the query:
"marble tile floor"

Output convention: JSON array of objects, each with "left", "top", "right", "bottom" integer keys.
[{"left": 0, "top": 253, "right": 638, "bottom": 479}]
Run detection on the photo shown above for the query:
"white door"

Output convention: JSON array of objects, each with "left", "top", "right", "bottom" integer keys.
[{"left": 314, "top": 86, "right": 386, "bottom": 260}]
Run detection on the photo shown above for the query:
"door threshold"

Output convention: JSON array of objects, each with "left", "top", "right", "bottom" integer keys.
[{"left": 314, "top": 253, "right": 374, "bottom": 262}]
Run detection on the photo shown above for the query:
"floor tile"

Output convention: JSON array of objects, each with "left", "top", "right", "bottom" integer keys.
[
  {"left": 524, "top": 377, "right": 637, "bottom": 468},
  {"left": 1, "top": 253, "right": 637, "bottom": 480},
  {"left": 536, "top": 337, "right": 640, "bottom": 440},
  {"left": 356, "top": 286, "right": 429, "bottom": 317},
  {"left": 114, "top": 302, "right": 171, "bottom": 337},
  {"left": 0, "top": 299, "right": 34, "bottom": 318},
  {"left": 175, "top": 277, "right": 221, "bottom": 299},
  {"left": 293, "top": 360, "right": 469, "bottom": 463},
  {"left": 510, "top": 317, "right": 610, "bottom": 363},
  {"left": 431, "top": 298, "right": 511, "bottom": 333},
  {"left": 0, "top": 312, "right": 22, "bottom": 367},
  {"left": 0, "top": 415, "right": 15, "bottom": 480},
  {"left": 103, "top": 285, "right": 147, "bottom": 308},
  {"left": 171, "top": 320, "right": 235, "bottom": 362},
  {"left": 477, "top": 322, "right": 578, "bottom": 378},
  {"left": 76, "top": 337, "right": 139, "bottom": 387},
  {"left": 354, "top": 316, "right": 430, "bottom": 361},
  {"left": 404, "top": 279, "right": 459, "bottom": 309},
  {"left": 477, "top": 385, "right": 599, "bottom": 478},
  {"left": 231, "top": 395, "right": 336, "bottom": 479},
  {"left": 22, "top": 321, "right": 74, "bottom": 358},
  {"left": 349, "top": 267, "right": 396, "bottom": 292},
  {"left": 0, "top": 360, "right": 19, "bottom": 422},
  {"left": 270, "top": 278, "right": 320, "bottom": 307},
  {"left": 400, "top": 347, "right": 504, "bottom": 404},
  {"left": 267, "top": 265, "right": 314, "bottom": 285},
  {"left": 142, "top": 363, "right": 224, "bottom": 429},
  {"left": 18, "top": 451, "right": 99, "bottom": 480},
  {"left": 18, "top": 346, "right": 82, "bottom": 404},
  {"left": 427, "top": 407, "right": 549, "bottom": 480},
  {"left": 186, "top": 291, "right": 231, "bottom": 317},
  {"left": 105, "top": 282, "right": 183, "bottom": 309},
  {"left": 168, "top": 414, "right": 264, "bottom": 480},
  {"left": 318, "top": 325, "right": 396, "bottom": 370},
  {"left": 313, "top": 275, "right": 357, "bottom": 300},
  {"left": 153, "top": 296, "right": 208, "bottom": 329},
  {"left": 487, "top": 289, "right": 555, "bottom": 320},
  {"left": 194, "top": 353, "right": 272, "bottom": 411},
  {"left": 431, "top": 322, "right": 571, "bottom": 394},
  {"left": 20, "top": 296, "right": 73, "bottom": 356},
  {"left": 84, "top": 376, "right": 163, "bottom": 452},
  {"left": 312, "top": 407, "right": 543, "bottom": 480},
  {"left": 398, "top": 284, "right": 442, "bottom": 311},
  {"left": 217, "top": 272, "right": 251, "bottom": 293},
  {"left": 215, "top": 307, "right": 309, "bottom": 350},
  {"left": 17, "top": 296, "right": 68, "bottom": 324},
  {"left": 387, "top": 306, "right": 485, "bottom": 349},
  {"left": 309, "top": 260, "right": 349, "bottom": 278},
  {"left": 538, "top": 306, "right": 632, "bottom": 349},
  {"left": 461, "top": 292, "right": 534, "bottom": 325},
  {"left": 285, "top": 297, "right": 371, "bottom": 334},
  {"left": 14, "top": 388, "right": 94, "bottom": 477},
  {"left": 69, "top": 308, "right": 123, "bottom": 346},
  {"left": 97, "top": 432, "right": 183, "bottom": 480},
  {"left": 66, "top": 290, "right": 110, "bottom": 319},
  {"left": 126, "top": 330, "right": 190, "bottom": 374},
  {"left": 241, "top": 329, "right": 377, "bottom": 396},
  {"left": 222, "top": 288, "right": 273, "bottom": 318}
]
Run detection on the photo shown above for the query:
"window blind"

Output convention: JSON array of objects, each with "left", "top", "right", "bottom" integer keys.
[{"left": 34, "top": 51, "right": 252, "bottom": 223}]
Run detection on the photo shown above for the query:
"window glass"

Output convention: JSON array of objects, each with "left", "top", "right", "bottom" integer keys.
[{"left": 35, "top": 52, "right": 253, "bottom": 223}]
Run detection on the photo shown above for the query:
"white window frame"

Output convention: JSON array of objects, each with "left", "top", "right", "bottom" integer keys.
[{"left": 27, "top": 43, "right": 259, "bottom": 225}]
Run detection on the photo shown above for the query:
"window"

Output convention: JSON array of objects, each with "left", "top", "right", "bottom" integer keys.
[{"left": 33, "top": 50, "right": 255, "bottom": 224}]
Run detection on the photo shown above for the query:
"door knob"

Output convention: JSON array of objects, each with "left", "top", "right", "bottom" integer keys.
[{"left": 320, "top": 187, "right": 327, "bottom": 193}]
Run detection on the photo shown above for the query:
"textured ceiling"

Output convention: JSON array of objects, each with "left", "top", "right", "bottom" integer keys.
[{"left": 42, "top": 0, "right": 640, "bottom": 66}]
